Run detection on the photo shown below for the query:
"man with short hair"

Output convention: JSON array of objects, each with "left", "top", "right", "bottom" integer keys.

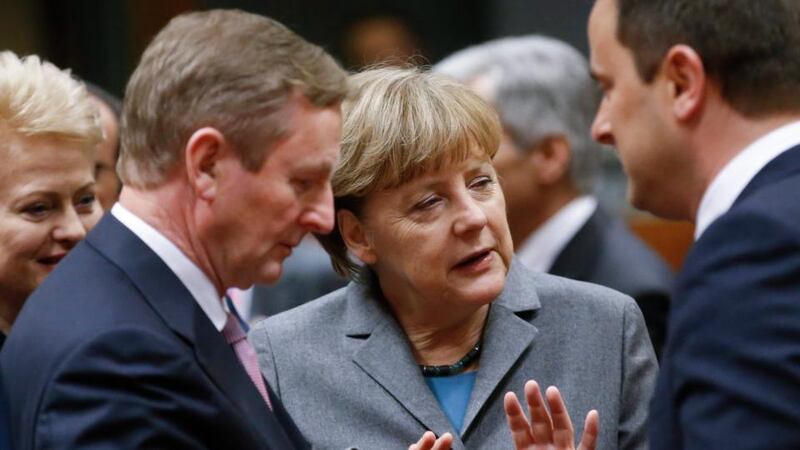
[
  {"left": 1, "top": 10, "right": 346, "bottom": 449},
  {"left": 435, "top": 35, "right": 673, "bottom": 357},
  {"left": 588, "top": 0, "right": 800, "bottom": 447}
]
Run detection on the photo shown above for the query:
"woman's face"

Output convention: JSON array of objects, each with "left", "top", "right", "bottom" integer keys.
[
  {"left": 351, "top": 152, "right": 513, "bottom": 313},
  {"left": 0, "top": 135, "right": 101, "bottom": 304}
]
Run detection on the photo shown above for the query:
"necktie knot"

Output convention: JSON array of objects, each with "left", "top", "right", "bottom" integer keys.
[{"left": 222, "top": 312, "right": 247, "bottom": 344}]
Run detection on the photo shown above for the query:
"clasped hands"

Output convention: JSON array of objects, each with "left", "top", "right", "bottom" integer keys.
[{"left": 409, "top": 380, "right": 599, "bottom": 450}]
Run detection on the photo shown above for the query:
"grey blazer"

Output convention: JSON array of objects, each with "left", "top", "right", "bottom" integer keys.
[{"left": 250, "top": 260, "right": 657, "bottom": 450}]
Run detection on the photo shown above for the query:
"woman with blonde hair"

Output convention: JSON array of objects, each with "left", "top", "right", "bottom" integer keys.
[
  {"left": 0, "top": 51, "right": 102, "bottom": 344},
  {"left": 251, "top": 66, "right": 656, "bottom": 449}
]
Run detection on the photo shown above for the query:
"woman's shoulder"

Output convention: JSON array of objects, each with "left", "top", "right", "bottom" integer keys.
[
  {"left": 505, "top": 262, "right": 637, "bottom": 319},
  {"left": 251, "top": 285, "right": 351, "bottom": 339}
]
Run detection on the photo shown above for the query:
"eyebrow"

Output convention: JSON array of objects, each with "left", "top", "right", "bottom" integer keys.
[{"left": 295, "top": 160, "right": 335, "bottom": 177}]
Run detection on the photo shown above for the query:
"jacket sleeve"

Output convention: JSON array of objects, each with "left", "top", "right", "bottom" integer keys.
[{"left": 619, "top": 298, "right": 659, "bottom": 450}]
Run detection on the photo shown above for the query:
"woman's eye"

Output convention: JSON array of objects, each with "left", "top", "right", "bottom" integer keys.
[
  {"left": 470, "top": 175, "right": 494, "bottom": 190},
  {"left": 76, "top": 193, "right": 97, "bottom": 209},
  {"left": 23, "top": 202, "right": 51, "bottom": 218},
  {"left": 414, "top": 196, "right": 441, "bottom": 211}
]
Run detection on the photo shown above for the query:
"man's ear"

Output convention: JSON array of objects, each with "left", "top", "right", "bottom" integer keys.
[
  {"left": 184, "top": 127, "right": 228, "bottom": 201},
  {"left": 529, "top": 135, "right": 571, "bottom": 185},
  {"left": 337, "top": 209, "right": 377, "bottom": 265},
  {"left": 662, "top": 44, "right": 706, "bottom": 121}
]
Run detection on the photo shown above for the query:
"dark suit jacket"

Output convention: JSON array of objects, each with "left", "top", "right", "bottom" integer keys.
[
  {"left": 549, "top": 208, "right": 673, "bottom": 358},
  {"left": 0, "top": 214, "right": 308, "bottom": 449},
  {"left": 0, "top": 334, "right": 9, "bottom": 450},
  {"left": 650, "top": 144, "right": 800, "bottom": 449}
]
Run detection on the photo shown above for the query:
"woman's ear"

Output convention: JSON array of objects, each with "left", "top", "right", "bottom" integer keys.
[
  {"left": 184, "top": 127, "right": 228, "bottom": 201},
  {"left": 337, "top": 209, "right": 377, "bottom": 265}
]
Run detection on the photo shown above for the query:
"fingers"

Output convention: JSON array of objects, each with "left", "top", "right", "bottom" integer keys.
[
  {"left": 524, "top": 380, "right": 554, "bottom": 444},
  {"left": 409, "top": 431, "right": 435, "bottom": 450},
  {"left": 503, "top": 391, "right": 535, "bottom": 448},
  {"left": 577, "top": 410, "right": 600, "bottom": 450},
  {"left": 409, "top": 431, "right": 453, "bottom": 450},
  {"left": 545, "top": 385, "right": 575, "bottom": 448},
  {"left": 431, "top": 432, "right": 453, "bottom": 450}
]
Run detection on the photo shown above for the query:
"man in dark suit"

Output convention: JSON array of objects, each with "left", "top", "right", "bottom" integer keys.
[
  {"left": 0, "top": 10, "right": 346, "bottom": 449},
  {"left": 588, "top": 0, "right": 800, "bottom": 447},
  {"left": 435, "top": 35, "right": 673, "bottom": 357}
]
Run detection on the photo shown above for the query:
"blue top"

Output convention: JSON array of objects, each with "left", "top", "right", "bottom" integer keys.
[{"left": 424, "top": 371, "right": 477, "bottom": 433}]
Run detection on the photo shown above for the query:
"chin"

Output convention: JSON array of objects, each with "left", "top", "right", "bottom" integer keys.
[
  {"left": 458, "top": 275, "right": 506, "bottom": 306},
  {"left": 256, "top": 261, "right": 284, "bottom": 285}
]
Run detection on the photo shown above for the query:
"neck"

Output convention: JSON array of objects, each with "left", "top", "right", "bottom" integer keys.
[
  {"left": 399, "top": 304, "right": 489, "bottom": 367},
  {"left": 508, "top": 184, "right": 579, "bottom": 248},
  {"left": 687, "top": 110, "right": 800, "bottom": 221},
  {"left": 118, "top": 184, "right": 224, "bottom": 296}
]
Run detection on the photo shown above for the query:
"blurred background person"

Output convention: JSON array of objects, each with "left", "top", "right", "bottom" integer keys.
[
  {"left": 84, "top": 81, "right": 122, "bottom": 210},
  {"left": 0, "top": 51, "right": 102, "bottom": 345},
  {"left": 251, "top": 67, "right": 656, "bottom": 450},
  {"left": 435, "top": 35, "right": 672, "bottom": 357},
  {"left": 341, "top": 9, "right": 424, "bottom": 70}
]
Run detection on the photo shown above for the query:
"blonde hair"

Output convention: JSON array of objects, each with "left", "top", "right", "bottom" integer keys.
[
  {"left": 118, "top": 9, "right": 348, "bottom": 188},
  {"left": 318, "top": 66, "right": 501, "bottom": 279},
  {"left": 0, "top": 51, "right": 101, "bottom": 148}
]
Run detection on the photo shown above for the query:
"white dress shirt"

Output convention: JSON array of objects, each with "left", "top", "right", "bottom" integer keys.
[
  {"left": 695, "top": 120, "right": 800, "bottom": 240},
  {"left": 111, "top": 204, "right": 227, "bottom": 331},
  {"left": 516, "top": 196, "right": 598, "bottom": 273}
]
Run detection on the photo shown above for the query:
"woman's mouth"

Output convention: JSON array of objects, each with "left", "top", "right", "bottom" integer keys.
[{"left": 454, "top": 249, "right": 493, "bottom": 271}]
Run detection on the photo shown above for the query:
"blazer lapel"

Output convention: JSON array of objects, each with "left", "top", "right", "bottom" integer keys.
[
  {"left": 86, "top": 215, "right": 294, "bottom": 448},
  {"left": 344, "top": 281, "right": 455, "bottom": 438},
  {"left": 461, "top": 260, "right": 541, "bottom": 435}
]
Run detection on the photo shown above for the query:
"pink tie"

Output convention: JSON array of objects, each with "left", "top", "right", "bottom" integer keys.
[{"left": 221, "top": 312, "right": 273, "bottom": 410}]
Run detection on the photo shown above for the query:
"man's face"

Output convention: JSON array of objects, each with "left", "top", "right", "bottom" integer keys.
[
  {"left": 91, "top": 98, "right": 121, "bottom": 211},
  {"left": 588, "top": 0, "right": 685, "bottom": 218},
  {"left": 211, "top": 96, "right": 341, "bottom": 288}
]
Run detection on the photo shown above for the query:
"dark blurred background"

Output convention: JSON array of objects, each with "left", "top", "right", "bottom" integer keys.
[{"left": 0, "top": 0, "right": 594, "bottom": 98}]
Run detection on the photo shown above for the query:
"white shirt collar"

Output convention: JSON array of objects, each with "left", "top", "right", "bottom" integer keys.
[
  {"left": 695, "top": 120, "right": 800, "bottom": 240},
  {"left": 110, "top": 203, "right": 228, "bottom": 331},
  {"left": 516, "top": 196, "right": 598, "bottom": 273}
]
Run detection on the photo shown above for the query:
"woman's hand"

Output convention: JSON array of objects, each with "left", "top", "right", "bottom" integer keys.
[
  {"left": 409, "top": 431, "right": 453, "bottom": 450},
  {"left": 504, "top": 380, "right": 599, "bottom": 450}
]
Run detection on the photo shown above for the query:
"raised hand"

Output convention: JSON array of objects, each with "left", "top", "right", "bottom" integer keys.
[{"left": 503, "top": 380, "right": 599, "bottom": 450}]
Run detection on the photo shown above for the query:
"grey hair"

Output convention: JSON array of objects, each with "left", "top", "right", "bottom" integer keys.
[{"left": 435, "top": 35, "right": 602, "bottom": 193}]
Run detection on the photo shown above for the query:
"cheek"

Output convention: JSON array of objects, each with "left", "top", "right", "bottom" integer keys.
[{"left": 0, "top": 220, "right": 48, "bottom": 261}]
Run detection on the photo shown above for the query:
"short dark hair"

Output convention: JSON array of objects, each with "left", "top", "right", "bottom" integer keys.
[{"left": 616, "top": 0, "right": 800, "bottom": 117}]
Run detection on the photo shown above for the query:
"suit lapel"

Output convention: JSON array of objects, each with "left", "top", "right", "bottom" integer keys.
[
  {"left": 86, "top": 215, "right": 295, "bottom": 448},
  {"left": 344, "top": 281, "right": 455, "bottom": 436},
  {"left": 460, "top": 260, "right": 540, "bottom": 434},
  {"left": 549, "top": 209, "right": 604, "bottom": 281}
]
